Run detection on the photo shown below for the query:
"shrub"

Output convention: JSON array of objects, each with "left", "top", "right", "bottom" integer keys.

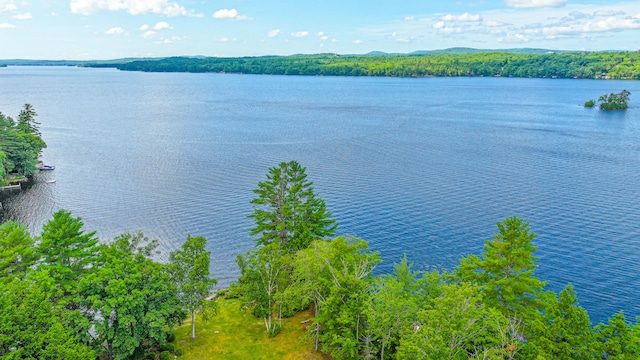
[
  {"left": 160, "top": 343, "right": 175, "bottom": 352},
  {"left": 166, "top": 332, "right": 176, "bottom": 343},
  {"left": 267, "top": 322, "right": 282, "bottom": 337},
  {"left": 174, "top": 348, "right": 184, "bottom": 357},
  {"left": 160, "top": 351, "right": 172, "bottom": 360},
  {"left": 584, "top": 99, "right": 595, "bottom": 107}
]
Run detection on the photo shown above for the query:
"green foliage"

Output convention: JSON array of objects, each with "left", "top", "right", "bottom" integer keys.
[
  {"left": 38, "top": 209, "right": 100, "bottom": 303},
  {"left": 457, "top": 217, "right": 547, "bottom": 321},
  {"left": 236, "top": 243, "right": 292, "bottom": 335},
  {"left": 598, "top": 90, "right": 631, "bottom": 110},
  {"left": 167, "top": 332, "right": 177, "bottom": 343},
  {"left": 249, "top": 160, "right": 337, "bottom": 252},
  {"left": 170, "top": 235, "right": 218, "bottom": 339},
  {"left": 595, "top": 311, "right": 640, "bottom": 359},
  {"left": 159, "top": 343, "right": 175, "bottom": 352},
  {"left": 366, "top": 255, "right": 441, "bottom": 359},
  {"left": 527, "top": 283, "right": 596, "bottom": 359},
  {"left": 95, "top": 51, "right": 640, "bottom": 80},
  {"left": 310, "top": 236, "right": 380, "bottom": 360},
  {"left": 0, "top": 104, "right": 47, "bottom": 177},
  {"left": 397, "top": 282, "right": 508, "bottom": 360},
  {"left": 0, "top": 278, "right": 95, "bottom": 359},
  {"left": 584, "top": 99, "right": 596, "bottom": 107},
  {"left": 78, "top": 232, "right": 185, "bottom": 360},
  {"left": 267, "top": 322, "right": 283, "bottom": 337},
  {"left": 0, "top": 220, "right": 38, "bottom": 283},
  {"left": 160, "top": 350, "right": 171, "bottom": 360}
]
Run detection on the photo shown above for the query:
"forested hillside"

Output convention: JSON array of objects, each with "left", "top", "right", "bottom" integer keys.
[{"left": 83, "top": 51, "right": 640, "bottom": 80}]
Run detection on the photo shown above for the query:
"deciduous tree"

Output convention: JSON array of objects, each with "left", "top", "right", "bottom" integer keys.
[
  {"left": 0, "top": 278, "right": 95, "bottom": 359},
  {"left": 169, "top": 235, "right": 218, "bottom": 339},
  {"left": 236, "top": 243, "right": 292, "bottom": 336},
  {"left": 79, "top": 233, "right": 184, "bottom": 360}
]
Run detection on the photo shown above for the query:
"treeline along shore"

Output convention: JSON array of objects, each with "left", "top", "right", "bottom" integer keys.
[{"left": 79, "top": 49, "right": 640, "bottom": 80}]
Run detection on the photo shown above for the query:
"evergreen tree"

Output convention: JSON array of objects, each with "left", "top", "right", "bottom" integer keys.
[
  {"left": 0, "top": 105, "right": 46, "bottom": 176},
  {"left": 249, "top": 160, "right": 337, "bottom": 252},
  {"left": 595, "top": 311, "right": 640, "bottom": 359},
  {"left": 38, "top": 210, "right": 99, "bottom": 302},
  {"left": 456, "top": 217, "right": 547, "bottom": 321},
  {"left": 0, "top": 221, "right": 38, "bottom": 283},
  {"left": 528, "top": 284, "right": 596, "bottom": 359}
]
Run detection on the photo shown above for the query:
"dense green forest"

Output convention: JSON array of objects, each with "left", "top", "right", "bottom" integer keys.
[
  {"left": 82, "top": 51, "right": 640, "bottom": 80},
  {"left": 0, "top": 105, "right": 47, "bottom": 184}
]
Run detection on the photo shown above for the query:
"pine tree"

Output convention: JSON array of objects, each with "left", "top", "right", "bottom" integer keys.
[
  {"left": 38, "top": 210, "right": 99, "bottom": 302},
  {"left": 457, "top": 217, "right": 546, "bottom": 320},
  {"left": 249, "top": 160, "right": 337, "bottom": 252}
]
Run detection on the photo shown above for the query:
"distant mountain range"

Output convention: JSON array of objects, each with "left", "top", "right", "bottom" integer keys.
[{"left": 365, "top": 47, "right": 564, "bottom": 56}]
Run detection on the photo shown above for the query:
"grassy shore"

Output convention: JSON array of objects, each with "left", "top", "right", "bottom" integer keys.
[{"left": 174, "top": 297, "right": 327, "bottom": 359}]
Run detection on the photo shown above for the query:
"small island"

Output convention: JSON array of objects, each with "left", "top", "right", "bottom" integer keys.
[{"left": 585, "top": 90, "right": 631, "bottom": 110}]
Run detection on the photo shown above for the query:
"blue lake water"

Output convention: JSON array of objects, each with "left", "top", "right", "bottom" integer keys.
[{"left": 1, "top": 66, "right": 639, "bottom": 324}]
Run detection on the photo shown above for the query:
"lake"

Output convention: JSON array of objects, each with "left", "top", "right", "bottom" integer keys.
[{"left": 1, "top": 66, "right": 639, "bottom": 323}]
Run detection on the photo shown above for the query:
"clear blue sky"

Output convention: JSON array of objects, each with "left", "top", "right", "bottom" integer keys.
[{"left": 1, "top": 0, "right": 639, "bottom": 59}]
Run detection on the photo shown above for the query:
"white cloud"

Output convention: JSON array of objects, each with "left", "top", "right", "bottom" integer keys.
[
  {"left": 154, "top": 35, "right": 186, "bottom": 44},
  {"left": 105, "top": 26, "right": 124, "bottom": 35},
  {"left": 140, "top": 24, "right": 149, "bottom": 30},
  {"left": 320, "top": 35, "right": 329, "bottom": 40},
  {"left": 504, "top": 0, "right": 566, "bottom": 9},
  {"left": 0, "top": 22, "right": 15, "bottom": 28},
  {"left": 316, "top": 31, "right": 324, "bottom": 36},
  {"left": 219, "top": 37, "right": 238, "bottom": 42},
  {"left": 433, "top": 21, "right": 445, "bottom": 29},
  {"left": 1, "top": 2, "right": 17, "bottom": 12},
  {"left": 142, "top": 30, "right": 155, "bottom": 38},
  {"left": 12, "top": 12, "right": 31, "bottom": 19},
  {"left": 404, "top": 16, "right": 415, "bottom": 21},
  {"left": 438, "top": 27, "right": 462, "bottom": 35},
  {"left": 441, "top": 12, "right": 481, "bottom": 22},
  {"left": 212, "top": 8, "right": 247, "bottom": 20},
  {"left": 267, "top": 29, "right": 280, "bottom": 37},
  {"left": 352, "top": 39, "right": 363, "bottom": 44},
  {"left": 291, "top": 31, "right": 309, "bottom": 38},
  {"left": 497, "top": 33, "right": 530, "bottom": 42},
  {"left": 153, "top": 21, "right": 171, "bottom": 30},
  {"left": 542, "top": 16, "right": 640, "bottom": 36},
  {"left": 70, "top": 0, "right": 196, "bottom": 17}
]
